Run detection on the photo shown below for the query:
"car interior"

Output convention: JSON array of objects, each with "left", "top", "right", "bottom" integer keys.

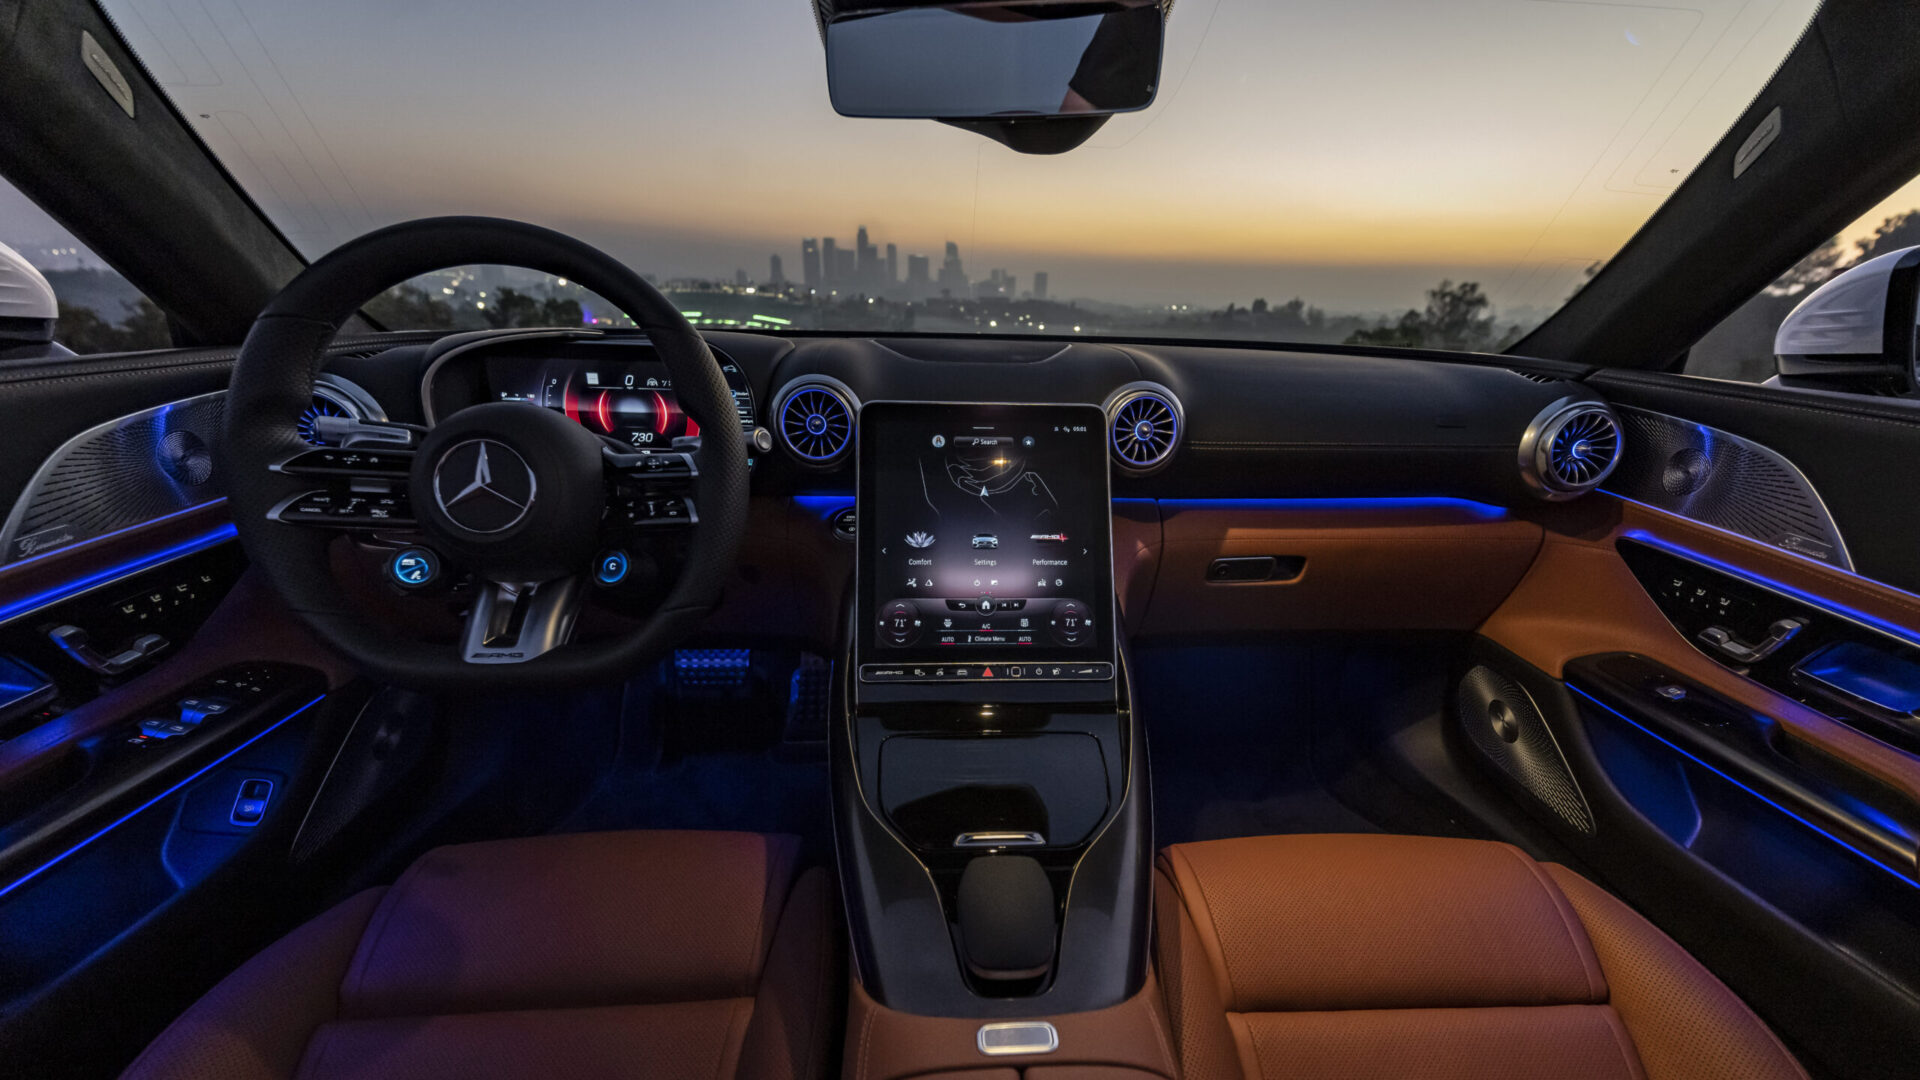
[{"left": 2, "top": 1, "right": 1920, "bottom": 1078}]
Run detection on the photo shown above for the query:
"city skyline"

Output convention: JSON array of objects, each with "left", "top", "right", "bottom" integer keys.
[{"left": 791, "top": 226, "right": 1047, "bottom": 303}]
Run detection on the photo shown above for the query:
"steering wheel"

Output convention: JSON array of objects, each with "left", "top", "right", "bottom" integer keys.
[{"left": 221, "top": 217, "right": 750, "bottom": 691}]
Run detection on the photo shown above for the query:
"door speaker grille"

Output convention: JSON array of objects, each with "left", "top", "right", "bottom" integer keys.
[{"left": 1457, "top": 665, "right": 1594, "bottom": 834}]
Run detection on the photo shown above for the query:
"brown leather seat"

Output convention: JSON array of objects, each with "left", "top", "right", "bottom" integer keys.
[
  {"left": 123, "top": 830, "right": 840, "bottom": 1080},
  {"left": 1155, "top": 834, "right": 1807, "bottom": 1080}
]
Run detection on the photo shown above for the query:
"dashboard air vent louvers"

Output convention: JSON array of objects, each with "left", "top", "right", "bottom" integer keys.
[
  {"left": 774, "top": 378, "right": 858, "bottom": 467},
  {"left": 1104, "top": 383, "right": 1183, "bottom": 475},
  {"left": 297, "top": 394, "right": 351, "bottom": 446},
  {"left": 1519, "top": 398, "right": 1623, "bottom": 501}
]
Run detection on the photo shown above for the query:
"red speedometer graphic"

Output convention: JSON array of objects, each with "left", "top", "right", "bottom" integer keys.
[{"left": 514, "top": 356, "right": 748, "bottom": 446}]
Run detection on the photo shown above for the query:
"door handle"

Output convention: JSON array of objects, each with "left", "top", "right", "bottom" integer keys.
[
  {"left": 1699, "top": 617, "right": 1804, "bottom": 664},
  {"left": 46, "top": 625, "right": 168, "bottom": 676}
]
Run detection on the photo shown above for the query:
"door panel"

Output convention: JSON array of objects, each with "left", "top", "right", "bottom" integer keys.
[
  {"left": 1482, "top": 499, "right": 1920, "bottom": 808},
  {"left": 1472, "top": 392, "right": 1920, "bottom": 1079}
]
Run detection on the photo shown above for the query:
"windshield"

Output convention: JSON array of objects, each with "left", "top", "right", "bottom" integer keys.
[{"left": 97, "top": 0, "right": 1818, "bottom": 347}]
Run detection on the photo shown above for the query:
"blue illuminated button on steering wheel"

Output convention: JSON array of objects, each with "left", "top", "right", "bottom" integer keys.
[
  {"left": 594, "top": 549, "right": 630, "bottom": 586},
  {"left": 390, "top": 548, "right": 440, "bottom": 589}
]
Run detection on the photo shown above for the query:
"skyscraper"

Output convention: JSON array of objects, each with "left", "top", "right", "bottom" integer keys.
[
  {"left": 937, "top": 241, "right": 967, "bottom": 296},
  {"left": 769, "top": 253, "right": 785, "bottom": 286},
  {"left": 1032, "top": 271, "right": 1048, "bottom": 300},
  {"left": 885, "top": 243, "right": 898, "bottom": 285},
  {"left": 855, "top": 226, "right": 879, "bottom": 289},
  {"left": 906, "top": 254, "right": 931, "bottom": 299},
  {"left": 800, "top": 240, "right": 819, "bottom": 288},
  {"left": 821, "top": 238, "right": 838, "bottom": 284}
]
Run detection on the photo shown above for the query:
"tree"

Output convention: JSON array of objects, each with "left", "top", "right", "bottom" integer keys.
[
  {"left": 482, "top": 288, "right": 585, "bottom": 329},
  {"left": 364, "top": 284, "right": 455, "bottom": 329},
  {"left": 1853, "top": 210, "right": 1920, "bottom": 262},
  {"left": 53, "top": 297, "right": 171, "bottom": 353},
  {"left": 1344, "top": 280, "right": 1505, "bottom": 351}
]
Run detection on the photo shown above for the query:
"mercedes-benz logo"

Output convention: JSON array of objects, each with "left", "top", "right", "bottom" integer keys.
[{"left": 432, "top": 439, "right": 536, "bottom": 534}]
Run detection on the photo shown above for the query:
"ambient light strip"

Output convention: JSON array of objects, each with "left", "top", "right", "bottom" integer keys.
[
  {"left": 0, "top": 695, "right": 326, "bottom": 901},
  {"left": 0, "top": 522, "right": 238, "bottom": 627},
  {"left": 795, "top": 494, "right": 1511, "bottom": 519},
  {"left": 1567, "top": 684, "right": 1916, "bottom": 888}
]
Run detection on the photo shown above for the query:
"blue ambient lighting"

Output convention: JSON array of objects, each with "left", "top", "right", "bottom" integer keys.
[
  {"left": 1623, "top": 530, "right": 1920, "bottom": 651},
  {"left": 1156, "top": 497, "right": 1508, "bottom": 519},
  {"left": 0, "top": 523, "right": 239, "bottom": 626},
  {"left": 1, "top": 499, "right": 227, "bottom": 574},
  {"left": 1567, "top": 683, "right": 1917, "bottom": 887},
  {"left": 792, "top": 494, "right": 854, "bottom": 518},
  {"left": 0, "top": 694, "right": 326, "bottom": 900}
]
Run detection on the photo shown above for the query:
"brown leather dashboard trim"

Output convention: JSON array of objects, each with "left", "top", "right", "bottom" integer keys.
[
  {"left": 1139, "top": 503, "right": 1543, "bottom": 634},
  {"left": 1479, "top": 497, "right": 1920, "bottom": 806}
]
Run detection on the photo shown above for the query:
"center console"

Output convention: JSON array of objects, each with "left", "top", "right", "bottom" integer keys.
[{"left": 833, "top": 401, "right": 1154, "bottom": 1040}]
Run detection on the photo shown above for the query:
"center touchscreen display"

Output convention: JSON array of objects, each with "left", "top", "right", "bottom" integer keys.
[{"left": 856, "top": 402, "right": 1115, "bottom": 685}]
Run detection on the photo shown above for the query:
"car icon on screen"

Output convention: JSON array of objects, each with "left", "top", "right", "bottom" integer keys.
[{"left": 972, "top": 534, "right": 999, "bottom": 549}]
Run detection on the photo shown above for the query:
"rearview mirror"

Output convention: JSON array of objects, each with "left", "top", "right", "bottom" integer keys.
[
  {"left": 822, "top": 2, "right": 1164, "bottom": 121},
  {"left": 1773, "top": 245, "right": 1920, "bottom": 396}
]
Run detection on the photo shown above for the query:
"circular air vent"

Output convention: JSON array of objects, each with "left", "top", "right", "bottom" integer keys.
[
  {"left": 773, "top": 378, "right": 858, "bottom": 467},
  {"left": 299, "top": 375, "right": 386, "bottom": 446},
  {"left": 1519, "top": 397, "right": 1623, "bottom": 500},
  {"left": 1104, "top": 382, "right": 1183, "bottom": 475}
]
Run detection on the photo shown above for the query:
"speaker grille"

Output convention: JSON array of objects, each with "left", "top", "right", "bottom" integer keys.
[
  {"left": 1605, "top": 406, "right": 1850, "bottom": 569},
  {"left": 1, "top": 392, "right": 227, "bottom": 564},
  {"left": 1457, "top": 665, "right": 1594, "bottom": 834}
]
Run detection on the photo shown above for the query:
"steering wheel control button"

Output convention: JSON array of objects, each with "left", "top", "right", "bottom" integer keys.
[
  {"left": 389, "top": 548, "right": 441, "bottom": 589},
  {"left": 612, "top": 494, "right": 697, "bottom": 527},
  {"left": 432, "top": 438, "right": 537, "bottom": 534},
  {"left": 594, "top": 550, "right": 631, "bottom": 586},
  {"left": 272, "top": 488, "right": 416, "bottom": 529},
  {"left": 276, "top": 448, "right": 415, "bottom": 476}
]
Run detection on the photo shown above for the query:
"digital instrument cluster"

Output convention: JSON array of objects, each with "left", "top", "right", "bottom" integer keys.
[
  {"left": 856, "top": 401, "right": 1116, "bottom": 685},
  {"left": 485, "top": 352, "right": 755, "bottom": 448}
]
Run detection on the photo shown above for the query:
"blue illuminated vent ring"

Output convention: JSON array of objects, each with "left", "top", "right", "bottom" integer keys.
[
  {"left": 1522, "top": 397, "right": 1622, "bottom": 500},
  {"left": 1106, "top": 385, "right": 1182, "bottom": 473},
  {"left": 778, "top": 383, "right": 855, "bottom": 463},
  {"left": 296, "top": 394, "right": 350, "bottom": 446},
  {"left": 1547, "top": 408, "right": 1621, "bottom": 489}
]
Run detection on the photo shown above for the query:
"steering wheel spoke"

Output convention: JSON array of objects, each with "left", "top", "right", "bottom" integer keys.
[{"left": 460, "top": 576, "right": 583, "bottom": 664}]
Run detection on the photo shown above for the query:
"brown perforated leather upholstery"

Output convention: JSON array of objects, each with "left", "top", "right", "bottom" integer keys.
[
  {"left": 1155, "top": 834, "right": 1806, "bottom": 1080},
  {"left": 122, "top": 830, "right": 841, "bottom": 1080}
]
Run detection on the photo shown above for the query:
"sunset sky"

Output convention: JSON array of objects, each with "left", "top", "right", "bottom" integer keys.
[{"left": 38, "top": 1, "right": 1831, "bottom": 313}]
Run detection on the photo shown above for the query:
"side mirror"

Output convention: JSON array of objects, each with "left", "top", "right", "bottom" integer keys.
[
  {"left": 818, "top": 1, "right": 1165, "bottom": 154},
  {"left": 0, "top": 240, "right": 71, "bottom": 363},
  {"left": 1773, "top": 245, "right": 1920, "bottom": 396}
]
